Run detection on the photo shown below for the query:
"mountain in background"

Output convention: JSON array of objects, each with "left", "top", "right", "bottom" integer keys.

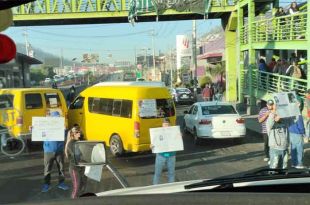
[{"left": 16, "top": 43, "right": 73, "bottom": 67}]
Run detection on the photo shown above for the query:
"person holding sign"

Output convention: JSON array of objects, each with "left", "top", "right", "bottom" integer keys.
[
  {"left": 151, "top": 118, "right": 176, "bottom": 185},
  {"left": 42, "top": 111, "right": 69, "bottom": 193},
  {"left": 266, "top": 101, "right": 289, "bottom": 169},
  {"left": 65, "top": 124, "right": 87, "bottom": 199}
]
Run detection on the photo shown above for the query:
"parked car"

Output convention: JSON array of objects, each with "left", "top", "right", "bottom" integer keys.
[
  {"left": 183, "top": 102, "right": 246, "bottom": 144},
  {"left": 170, "top": 88, "right": 195, "bottom": 105}
]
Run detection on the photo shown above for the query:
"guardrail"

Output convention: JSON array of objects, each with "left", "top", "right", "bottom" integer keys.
[
  {"left": 252, "top": 12, "right": 307, "bottom": 42},
  {"left": 241, "top": 68, "right": 308, "bottom": 96}
]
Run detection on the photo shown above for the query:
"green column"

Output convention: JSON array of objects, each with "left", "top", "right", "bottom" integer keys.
[
  {"left": 225, "top": 18, "right": 237, "bottom": 102},
  {"left": 237, "top": 5, "right": 244, "bottom": 102},
  {"left": 307, "top": 0, "right": 310, "bottom": 89},
  {"left": 248, "top": 0, "right": 256, "bottom": 114}
]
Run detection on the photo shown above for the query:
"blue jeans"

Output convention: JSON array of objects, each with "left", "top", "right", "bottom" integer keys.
[
  {"left": 289, "top": 132, "right": 304, "bottom": 167},
  {"left": 269, "top": 148, "right": 288, "bottom": 169},
  {"left": 153, "top": 154, "right": 176, "bottom": 185}
]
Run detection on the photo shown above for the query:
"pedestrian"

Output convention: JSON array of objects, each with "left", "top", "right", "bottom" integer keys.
[
  {"left": 202, "top": 84, "right": 212, "bottom": 101},
  {"left": 305, "top": 89, "right": 310, "bottom": 143},
  {"left": 266, "top": 100, "right": 289, "bottom": 169},
  {"left": 258, "top": 100, "right": 272, "bottom": 162},
  {"left": 42, "top": 111, "right": 69, "bottom": 193},
  {"left": 288, "top": 2, "right": 299, "bottom": 14},
  {"left": 288, "top": 114, "right": 306, "bottom": 169},
  {"left": 267, "top": 58, "right": 277, "bottom": 73},
  {"left": 152, "top": 118, "right": 176, "bottom": 185},
  {"left": 52, "top": 82, "right": 58, "bottom": 89},
  {"left": 65, "top": 124, "right": 87, "bottom": 198},
  {"left": 66, "top": 86, "right": 76, "bottom": 106}
]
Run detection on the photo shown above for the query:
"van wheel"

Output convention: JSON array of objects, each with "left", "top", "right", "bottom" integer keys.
[{"left": 109, "top": 135, "right": 124, "bottom": 157}]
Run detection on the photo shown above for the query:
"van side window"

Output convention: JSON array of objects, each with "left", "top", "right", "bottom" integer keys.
[
  {"left": 0, "top": 94, "right": 14, "bottom": 109},
  {"left": 25, "top": 93, "right": 43, "bottom": 109},
  {"left": 44, "top": 93, "right": 61, "bottom": 108},
  {"left": 100, "top": 99, "right": 113, "bottom": 115},
  {"left": 112, "top": 100, "right": 121, "bottom": 116},
  {"left": 121, "top": 100, "right": 132, "bottom": 118},
  {"left": 88, "top": 98, "right": 100, "bottom": 113},
  {"left": 70, "top": 97, "right": 84, "bottom": 109}
]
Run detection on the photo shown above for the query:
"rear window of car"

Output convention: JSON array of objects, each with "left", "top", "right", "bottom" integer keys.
[
  {"left": 44, "top": 93, "right": 62, "bottom": 108},
  {"left": 201, "top": 105, "right": 237, "bottom": 115},
  {"left": 139, "top": 99, "right": 175, "bottom": 119},
  {"left": 0, "top": 94, "right": 14, "bottom": 109},
  {"left": 25, "top": 93, "right": 43, "bottom": 109},
  {"left": 176, "top": 88, "right": 190, "bottom": 93}
]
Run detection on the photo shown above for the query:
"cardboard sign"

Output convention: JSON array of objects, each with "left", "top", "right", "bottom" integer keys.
[
  {"left": 31, "top": 117, "right": 65, "bottom": 141},
  {"left": 139, "top": 99, "right": 157, "bottom": 117},
  {"left": 273, "top": 92, "right": 300, "bottom": 118}
]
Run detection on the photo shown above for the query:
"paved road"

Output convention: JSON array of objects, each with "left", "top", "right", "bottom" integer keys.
[{"left": 1, "top": 104, "right": 308, "bottom": 204}]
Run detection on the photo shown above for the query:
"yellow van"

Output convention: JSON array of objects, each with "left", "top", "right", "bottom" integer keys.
[
  {"left": 68, "top": 82, "right": 176, "bottom": 156},
  {"left": 0, "top": 88, "right": 68, "bottom": 141}
]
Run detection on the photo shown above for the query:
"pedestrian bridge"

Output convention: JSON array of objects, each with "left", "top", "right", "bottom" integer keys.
[{"left": 12, "top": 0, "right": 236, "bottom": 26}]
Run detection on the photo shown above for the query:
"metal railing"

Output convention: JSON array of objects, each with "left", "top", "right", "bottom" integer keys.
[
  {"left": 13, "top": 0, "right": 128, "bottom": 14},
  {"left": 251, "top": 12, "right": 307, "bottom": 42},
  {"left": 211, "top": 0, "right": 236, "bottom": 7},
  {"left": 240, "top": 25, "right": 248, "bottom": 45},
  {"left": 241, "top": 68, "right": 308, "bottom": 97}
]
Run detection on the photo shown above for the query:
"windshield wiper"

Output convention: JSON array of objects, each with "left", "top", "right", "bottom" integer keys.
[{"left": 185, "top": 168, "right": 310, "bottom": 190}]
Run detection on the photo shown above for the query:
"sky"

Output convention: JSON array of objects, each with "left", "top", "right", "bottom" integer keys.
[{"left": 4, "top": 19, "right": 221, "bottom": 64}]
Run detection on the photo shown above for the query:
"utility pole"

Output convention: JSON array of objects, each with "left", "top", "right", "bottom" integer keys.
[
  {"left": 151, "top": 29, "right": 156, "bottom": 80},
  {"left": 192, "top": 20, "right": 198, "bottom": 98},
  {"left": 22, "top": 28, "right": 29, "bottom": 56},
  {"left": 170, "top": 47, "right": 173, "bottom": 88},
  {"left": 60, "top": 48, "right": 63, "bottom": 70}
]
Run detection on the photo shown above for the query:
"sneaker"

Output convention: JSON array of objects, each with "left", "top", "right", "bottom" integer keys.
[
  {"left": 264, "top": 158, "right": 269, "bottom": 162},
  {"left": 57, "top": 182, "right": 69, "bottom": 191},
  {"left": 41, "top": 184, "right": 50, "bottom": 193},
  {"left": 295, "top": 165, "right": 305, "bottom": 169}
]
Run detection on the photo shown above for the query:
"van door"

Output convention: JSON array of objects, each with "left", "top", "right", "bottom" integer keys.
[{"left": 68, "top": 96, "right": 85, "bottom": 131}]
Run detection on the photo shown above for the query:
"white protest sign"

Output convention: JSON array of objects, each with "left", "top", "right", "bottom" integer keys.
[
  {"left": 273, "top": 92, "right": 300, "bottom": 118},
  {"left": 31, "top": 117, "right": 65, "bottom": 141},
  {"left": 84, "top": 144, "right": 105, "bottom": 182},
  {"left": 150, "top": 126, "right": 184, "bottom": 153},
  {"left": 139, "top": 99, "right": 157, "bottom": 117}
]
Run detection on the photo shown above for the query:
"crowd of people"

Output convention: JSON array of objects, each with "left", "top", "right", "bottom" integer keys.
[
  {"left": 202, "top": 82, "right": 225, "bottom": 101},
  {"left": 258, "top": 89, "right": 310, "bottom": 169}
]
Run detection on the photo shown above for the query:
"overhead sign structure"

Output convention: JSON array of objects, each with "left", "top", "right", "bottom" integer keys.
[
  {"left": 150, "top": 126, "right": 184, "bottom": 153},
  {"left": 273, "top": 91, "right": 300, "bottom": 118},
  {"left": 31, "top": 117, "right": 65, "bottom": 141}
]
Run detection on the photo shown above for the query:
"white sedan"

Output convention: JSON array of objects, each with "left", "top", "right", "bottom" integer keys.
[{"left": 183, "top": 102, "right": 246, "bottom": 144}]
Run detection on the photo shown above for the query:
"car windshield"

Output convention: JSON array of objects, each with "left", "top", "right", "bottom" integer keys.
[
  {"left": 1, "top": 0, "right": 308, "bottom": 203},
  {"left": 201, "top": 105, "right": 237, "bottom": 115}
]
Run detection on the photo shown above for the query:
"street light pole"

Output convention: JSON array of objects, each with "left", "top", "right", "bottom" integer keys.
[
  {"left": 151, "top": 30, "right": 156, "bottom": 80},
  {"left": 192, "top": 20, "right": 198, "bottom": 98}
]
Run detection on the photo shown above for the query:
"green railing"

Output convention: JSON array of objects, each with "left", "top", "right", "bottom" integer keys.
[
  {"left": 211, "top": 0, "right": 235, "bottom": 7},
  {"left": 252, "top": 12, "right": 307, "bottom": 42},
  {"left": 13, "top": 0, "right": 127, "bottom": 14},
  {"left": 241, "top": 68, "right": 308, "bottom": 97},
  {"left": 240, "top": 25, "right": 248, "bottom": 45}
]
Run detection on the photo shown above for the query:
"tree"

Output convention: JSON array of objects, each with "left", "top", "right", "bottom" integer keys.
[
  {"left": 199, "top": 76, "right": 212, "bottom": 88},
  {"left": 210, "top": 62, "right": 225, "bottom": 84}
]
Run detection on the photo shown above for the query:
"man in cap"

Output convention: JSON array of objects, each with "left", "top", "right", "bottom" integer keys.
[
  {"left": 152, "top": 118, "right": 176, "bottom": 185},
  {"left": 258, "top": 99, "right": 274, "bottom": 162},
  {"left": 41, "top": 111, "right": 69, "bottom": 192}
]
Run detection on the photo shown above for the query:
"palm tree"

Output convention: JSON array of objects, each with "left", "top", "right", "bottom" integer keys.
[{"left": 210, "top": 62, "right": 225, "bottom": 84}]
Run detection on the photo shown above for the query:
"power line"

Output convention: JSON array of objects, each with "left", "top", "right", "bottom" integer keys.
[{"left": 27, "top": 29, "right": 154, "bottom": 38}]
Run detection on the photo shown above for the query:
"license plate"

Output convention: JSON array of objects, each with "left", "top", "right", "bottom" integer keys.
[
  {"left": 181, "top": 95, "right": 188, "bottom": 99},
  {"left": 221, "top": 131, "right": 231, "bottom": 136}
]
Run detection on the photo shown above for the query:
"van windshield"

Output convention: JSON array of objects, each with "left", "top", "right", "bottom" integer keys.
[{"left": 139, "top": 99, "right": 175, "bottom": 119}]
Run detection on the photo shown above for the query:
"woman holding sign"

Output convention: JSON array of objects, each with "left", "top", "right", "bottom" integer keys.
[{"left": 151, "top": 118, "right": 176, "bottom": 185}]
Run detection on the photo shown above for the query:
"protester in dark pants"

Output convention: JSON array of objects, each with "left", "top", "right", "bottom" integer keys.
[
  {"left": 258, "top": 100, "right": 274, "bottom": 162},
  {"left": 42, "top": 111, "right": 69, "bottom": 192},
  {"left": 65, "top": 125, "right": 87, "bottom": 199}
]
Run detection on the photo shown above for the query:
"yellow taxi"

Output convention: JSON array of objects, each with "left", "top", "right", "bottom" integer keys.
[{"left": 68, "top": 82, "right": 176, "bottom": 156}]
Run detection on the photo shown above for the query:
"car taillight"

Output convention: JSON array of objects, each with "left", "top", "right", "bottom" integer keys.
[
  {"left": 236, "top": 118, "right": 245, "bottom": 124},
  {"left": 16, "top": 116, "right": 23, "bottom": 126},
  {"left": 199, "top": 119, "right": 211, "bottom": 125},
  {"left": 134, "top": 121, "right": 140, "bottom": 138}
]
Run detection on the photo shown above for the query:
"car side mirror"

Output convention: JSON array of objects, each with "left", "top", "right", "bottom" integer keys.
[
  {"left": 73, "top": 141, "right": 106, "bottom": 166},
  {"left": 184, "top": 110, "right": 189, "bottom": 114}
]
